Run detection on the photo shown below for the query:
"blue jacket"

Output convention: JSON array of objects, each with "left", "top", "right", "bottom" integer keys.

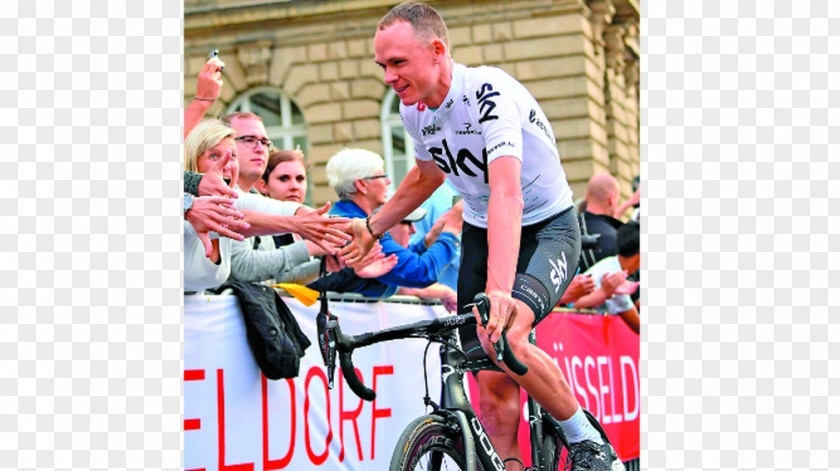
[
  {"left": 409, "top": 181, "right": 461, "bottom": 291},
  {"left": 330, "top": 199, "right": 460, "bottom": 291}
]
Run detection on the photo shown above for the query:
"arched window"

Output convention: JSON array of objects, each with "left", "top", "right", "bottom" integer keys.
[
  {"left": 227, "top": 87, "right": 308, "bottom": 154},
  {"left": 380, "top": 88, "right": 415, "bottom": 192}
]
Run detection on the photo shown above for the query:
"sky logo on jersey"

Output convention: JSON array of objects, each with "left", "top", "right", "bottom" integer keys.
[
  {"left": 476, "top": 83, "right": 500, "bottom": 124},
  {"left": 444, "top": 97, "right": 454, "bottom": 109},
  {"left": 548, "top": 252, "right": 568, "bottom": 293},
  {"left": 429, "top": 138, "right": 488, "bottom": 183}
]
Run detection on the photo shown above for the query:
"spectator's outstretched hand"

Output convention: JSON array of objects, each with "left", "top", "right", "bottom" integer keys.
[
  {"left": 186, "top": 196, "right": 249, "bottom": 257},
  {"left": 198, "top": 151, "right": 239, "bottom": 199},
  {"left": 303, "top": 240, "right": 347, "bottom": 269},
  {"left": 440, "top": 287, "right": 458, "bottom": 313},
  {"left": 324, "top": 255, "right": 343, "bottom": 272},
  {"left": 355, "top": 243, "right": 398, "bottom": 278},
  {"left": 293, "top": 203, "right": 352, "bottom": 254}
]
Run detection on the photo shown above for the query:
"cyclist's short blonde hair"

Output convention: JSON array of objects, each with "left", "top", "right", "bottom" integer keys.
[{"left": 377, "top": 1, "right": 450, "bottom": 51}]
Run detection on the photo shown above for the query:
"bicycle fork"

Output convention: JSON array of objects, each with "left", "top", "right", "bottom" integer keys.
[{"left": 438, "top": 341, "right": 507, "bottom": 471}]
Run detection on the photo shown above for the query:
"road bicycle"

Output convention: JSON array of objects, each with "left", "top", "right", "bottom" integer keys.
[{"left": 317, "top": 292, "right": 623, "bottom": 471}]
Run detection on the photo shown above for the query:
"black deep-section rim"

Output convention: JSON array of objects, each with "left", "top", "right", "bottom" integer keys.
[{"left": 396, "top": 418, "right": 474, "bottom": 471}]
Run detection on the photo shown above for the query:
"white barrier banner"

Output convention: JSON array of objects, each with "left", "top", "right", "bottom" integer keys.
[{"left": 184, "top": 295, "right": 446, "bottom": 471}]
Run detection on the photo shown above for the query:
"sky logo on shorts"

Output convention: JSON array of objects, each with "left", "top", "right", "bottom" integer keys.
[{"left": 548, "top": 252, "right": 568, "bottom": 293}]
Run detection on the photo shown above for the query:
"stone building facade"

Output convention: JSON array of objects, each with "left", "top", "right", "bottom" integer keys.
[{"left": 184, "top": 0, "right": 640, "bottom": 207}]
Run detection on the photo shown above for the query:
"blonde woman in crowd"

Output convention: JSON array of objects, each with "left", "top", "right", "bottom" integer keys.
[{"left": 183, "top": 119, "right": 351, "bottom": 293}]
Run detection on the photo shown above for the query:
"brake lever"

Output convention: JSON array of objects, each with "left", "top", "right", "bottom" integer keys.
[
  {"left": 469, "top": 293, "right": 505, "bottom": 363},
  {"left": 325, "top": 318, "right": 339, "bottom": 388},
  {"left": 471, "top": 292, "right": 528, "bottom": 376}
]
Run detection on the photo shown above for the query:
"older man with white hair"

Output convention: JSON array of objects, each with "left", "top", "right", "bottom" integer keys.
[{"left": 326, "top": 148, "right": 462, "bottom": 297}]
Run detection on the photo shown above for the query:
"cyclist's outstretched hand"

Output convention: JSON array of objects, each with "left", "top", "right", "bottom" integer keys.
[
  {"left": 339, "top": 218, "right": 377, "bottom": 267},
  {"left": 478, "top": 289, "right": 518, "bottom": 344}
]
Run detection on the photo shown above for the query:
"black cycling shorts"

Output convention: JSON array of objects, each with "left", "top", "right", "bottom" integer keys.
[{"left": 457, "top": 206, "right": 580, "bottom": 361}]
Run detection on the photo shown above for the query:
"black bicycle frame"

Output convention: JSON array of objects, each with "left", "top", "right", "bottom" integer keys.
[{"left": 325, "top": 298, "right": 559, "bottom": 471}]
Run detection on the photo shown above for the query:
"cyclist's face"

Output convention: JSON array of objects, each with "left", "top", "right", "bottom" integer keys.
[
  {"left": 196, "top": 137, "right": 238, "bottom": 182},
  {"left": 375, "top": 21, "right": 445, "bottom": 107},
  {"left": 230, "top": 117, "right": 270, "bottom": 183},
  {"left": 266, "top": 160, "right": 307, "bottom": 203},
  {"left": 388, "top": 221, "right": 416, "bottom": 248}
]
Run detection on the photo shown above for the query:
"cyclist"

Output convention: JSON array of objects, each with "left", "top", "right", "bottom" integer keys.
[{"left": 341, "top": 3, "right": 623, "bottom": 470}]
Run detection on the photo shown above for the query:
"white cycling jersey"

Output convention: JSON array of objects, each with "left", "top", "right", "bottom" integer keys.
[{"left": 400, "top": 62, "right": 574, "bottom": 228}]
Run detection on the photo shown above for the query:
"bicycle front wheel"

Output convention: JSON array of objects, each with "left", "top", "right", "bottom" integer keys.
[{"left": 390, "top": 414, "right": 483, "bottom": 471}]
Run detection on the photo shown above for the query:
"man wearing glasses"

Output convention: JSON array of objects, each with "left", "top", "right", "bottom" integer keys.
[{"left": 221, "top": 112, "right": 274, "bottom": 194}]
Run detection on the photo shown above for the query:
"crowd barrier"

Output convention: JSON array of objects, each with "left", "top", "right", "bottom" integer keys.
[{"left": 184, "top": 294, "right": 639, "bottom": 471}]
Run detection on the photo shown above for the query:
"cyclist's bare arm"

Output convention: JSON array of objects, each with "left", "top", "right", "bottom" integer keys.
[
  {"left": 340, "top": 160, "right": 445, "bottom": 263},
  {"left": 483, "top": 156, "right": 525, "bottom": 344}
]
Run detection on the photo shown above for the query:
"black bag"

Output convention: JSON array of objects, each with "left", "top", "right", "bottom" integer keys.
[{"left": 226, "top": 280, "right": 311, "bottom": 380}]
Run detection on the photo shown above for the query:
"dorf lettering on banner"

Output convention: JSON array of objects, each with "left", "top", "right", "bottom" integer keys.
[
  {"left": 184, "top": 295, "right": 444, "bottom": 471},
  {"left": 467, "top": 312, "right": 640, "bottom": 465}
]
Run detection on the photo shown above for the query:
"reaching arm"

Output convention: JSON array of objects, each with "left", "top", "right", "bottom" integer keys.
[
  {"left": 235, "top": 197, "right": 352, "bottom": 250},
  {"left": 339, "top": 160, "right": 446, "bottom": 264},
  {"left": 370, "top": 161, "right": 446, "bottom": 235},
  {"left": 398, "top": 284, "right": 458, "bottom": 313},
  {"left": 482, "top": 156, "right": 524, "bottom": 344},
  {"left": 228, "top": 238, "right": 313, "bottom": 284},
  {"left": 184, "top": 57, "right": 224, "bottom": 140}
]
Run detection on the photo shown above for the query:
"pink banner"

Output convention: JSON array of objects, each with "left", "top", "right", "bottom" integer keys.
[{"left": 467, "top": 311, "right": 640, "bottom": 464}]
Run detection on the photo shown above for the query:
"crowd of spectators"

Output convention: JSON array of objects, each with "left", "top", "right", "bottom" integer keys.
[
  {"left": 555, "top": 173, "right": 642, "bottom": 334},
  {"left": 182, "top": 51, "right": 640, "bottom": 329}
]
